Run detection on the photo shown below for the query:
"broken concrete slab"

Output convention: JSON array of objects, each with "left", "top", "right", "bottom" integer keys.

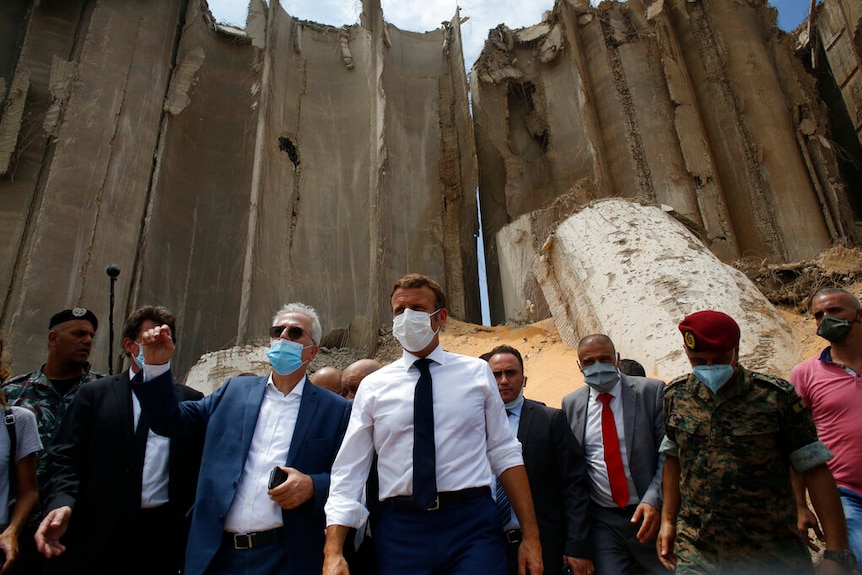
[{"left": 531, "top": 199, "right": 798, "bottom": 380}]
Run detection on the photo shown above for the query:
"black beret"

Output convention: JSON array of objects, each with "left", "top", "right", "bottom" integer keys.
[{"left": 49, "top": 308, "right": 99, "bottom": 331}]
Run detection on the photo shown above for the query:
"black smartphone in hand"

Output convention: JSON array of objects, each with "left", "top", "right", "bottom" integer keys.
[{"left": 268, "top": 466, "right": 288, "bottom": 489}]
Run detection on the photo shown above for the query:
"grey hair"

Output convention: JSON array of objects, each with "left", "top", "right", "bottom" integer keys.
[{"left": 272, "top": 302, "right": 322, "bottom": 345}]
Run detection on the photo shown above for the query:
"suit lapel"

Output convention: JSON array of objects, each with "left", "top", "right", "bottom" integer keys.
[
  {"left": 575, "top": 389, "right": 589, "bottom": 444},
  {"left": 620, "top": 375, "right": 636, "bottom": 456},
  {"left": 240, "top": 377, "right": 268, "bottom": 458},
  {"left": 286, "top": 380, "right": 318, "bottom": 466},
  {"left": 517, "top": 399, "right": 535, "bottom": 443}
]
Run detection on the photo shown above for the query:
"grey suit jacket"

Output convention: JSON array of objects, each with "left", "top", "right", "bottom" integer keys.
[{"left": 561, "top": 374, "right": 665, "bottom": 509}]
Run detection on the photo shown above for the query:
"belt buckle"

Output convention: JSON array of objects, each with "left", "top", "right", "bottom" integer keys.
[
  {"left": 233, "top": 533, "right": 252, "bottom": 550},
  {"left": 426, "top": 496, "right": 440, "bottom": 511}
]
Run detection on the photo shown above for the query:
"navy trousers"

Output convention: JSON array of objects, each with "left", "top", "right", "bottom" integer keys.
[{"left": 374, "top": 493, "right": 507, "bottom": 575}]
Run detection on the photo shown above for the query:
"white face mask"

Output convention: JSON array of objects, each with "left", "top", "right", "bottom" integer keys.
[{"left": 392, "top": 308, "right": 440, "bottom": 353}]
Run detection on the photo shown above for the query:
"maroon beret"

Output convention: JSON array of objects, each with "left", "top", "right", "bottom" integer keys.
[{"left": 678, "top": 310, "right": 740, "bottom": 352}]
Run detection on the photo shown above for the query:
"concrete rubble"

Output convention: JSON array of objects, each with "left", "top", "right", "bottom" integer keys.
[
  {"left": 528, "top": 199, "right": 797, "bottom": 380},
  {"left": 0, "top": 0, "right": 860, "bottom": 380}
]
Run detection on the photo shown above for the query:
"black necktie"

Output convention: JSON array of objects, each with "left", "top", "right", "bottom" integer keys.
[
  {"left": 413, "top": 358, "right": 437, "bottom": 508},
  {"left": 129, "top": 409, "right": 149, "bottom": 512}
]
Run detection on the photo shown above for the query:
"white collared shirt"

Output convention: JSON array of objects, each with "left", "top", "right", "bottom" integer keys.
[
  {"left": 223, "top": 375, "right": 305, "bottom": 533},
  {"left": 584, "top": 379, "right": 638, "bottom": 508},
  {"left": 325, "top": 345, "right": 524, "bottom": 529},
  {"left": 129, "top": 367, "right": 171, "bottom": 508}
]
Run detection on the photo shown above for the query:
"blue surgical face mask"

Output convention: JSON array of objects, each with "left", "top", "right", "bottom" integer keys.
[
  {"left": 133, "top": 341, "right": 145, "bottom": 369},
  {"left": 267, "top": 339, "right": 311, "bottom": 376},
  {"left": 693, "top": 365, "right": 734, "bottom": 394},
  {"left": 581, "top": 362, "right": 620, "bottom": 393}
]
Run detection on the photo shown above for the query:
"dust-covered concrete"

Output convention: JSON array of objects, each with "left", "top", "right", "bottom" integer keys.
[{"left": 0, "top": 0, "right": 860, "bottom": 385}]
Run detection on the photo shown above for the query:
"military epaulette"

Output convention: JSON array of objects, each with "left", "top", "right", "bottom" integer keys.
[
  {"left": 2, "top": 373, "right": 30, "bottom": 386},
  {"left": 747, "top": 370, "right": 794, "bottom": 392},
  {"left": 665, "top": 374, "right": 692, "bottom": 390}
]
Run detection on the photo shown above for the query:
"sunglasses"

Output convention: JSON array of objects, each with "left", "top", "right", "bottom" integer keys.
[{"left": 268, "top": 325, "right": 312, "bottom": 343}]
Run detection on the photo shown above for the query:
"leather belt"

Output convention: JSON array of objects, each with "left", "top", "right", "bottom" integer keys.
[
  {"left": 504, "top": 529, "right": 522, "bottom": 544},
  {"left": 382, "top": 486, "right": 491, "bottom": 512},
  {"left": 223, "top": 528, "right": 283, "bottom": 550}
]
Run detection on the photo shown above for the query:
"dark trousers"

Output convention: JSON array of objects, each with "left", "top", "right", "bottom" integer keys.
[
  {"left": 45, "top": 505, "right": 184, "bottom": 575},
  {"left": 591, "top": 503, "right": 665, "bottom": 575},
  {"left": 374, "top": 493, "right": 506, "bottom": 575},
  {"left": 206, "top": 533, "right": 288, "bottom": 575}
]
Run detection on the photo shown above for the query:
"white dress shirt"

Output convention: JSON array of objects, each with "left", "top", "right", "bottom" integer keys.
[
  {"left": 130, "top": 367, "right": 171, "bottom": 508},
  {"left": 325, "top": 345, "right": 524, "bottom": 529},
  {"left": 583, "top": 379, "right": 638, "bottom": 508},
  {"left": 224, "top": 375, "right": 305, "bottom": 533}
]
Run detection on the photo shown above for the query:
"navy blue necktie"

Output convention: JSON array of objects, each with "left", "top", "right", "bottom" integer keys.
[
  {"left": 496, "top": 409, "right": 513, "bottom": 525},
  {"left": 413, "top": 358, "right": 437, "bottom": 508}
]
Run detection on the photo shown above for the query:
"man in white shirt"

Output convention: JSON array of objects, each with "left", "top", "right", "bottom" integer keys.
[
  {"left": 96, "top": 302, "right": 351, "bottom": 575},
  {"left": 561, "top": 334, "right": 666, "bottom": 575},
  {"left": 323, "top": 273, "right": 543, "bottom": 575}
]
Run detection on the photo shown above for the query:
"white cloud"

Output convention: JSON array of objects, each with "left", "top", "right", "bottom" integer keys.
[{"left": 207, "top": 0, "right": 553, "bottom": 66}]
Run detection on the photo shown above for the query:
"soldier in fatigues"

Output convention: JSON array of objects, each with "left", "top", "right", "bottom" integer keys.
[{"left": 657, "top": 310, "right": 855, "bottom": 575}]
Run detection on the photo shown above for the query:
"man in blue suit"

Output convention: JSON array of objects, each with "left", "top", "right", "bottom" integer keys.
[{"left": 123, "top": 302, "right": 349, "bottom": 575}]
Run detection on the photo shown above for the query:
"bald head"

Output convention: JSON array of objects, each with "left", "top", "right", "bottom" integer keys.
[
  {"left": 577, "top": 334, "right": 615, "bottom": 355},
  {"left": 342, "top": 359, "right": 383, "bottom": 400},
  {"left": 312, "top": 366, "right": 342, "bottom": 395}
]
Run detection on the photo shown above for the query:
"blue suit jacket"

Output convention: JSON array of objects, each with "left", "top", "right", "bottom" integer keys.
[{"left": 134, "top": 372, "right": 351, "bottom": 575}]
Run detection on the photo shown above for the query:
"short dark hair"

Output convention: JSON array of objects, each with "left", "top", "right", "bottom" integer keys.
[
  {"left": 481, "top": 344, "right": 524, "bottom": 372},
  {"left": 122, "top": 306, "right": 177, "bottom": 345},
  {"left": 619, "top": 358, "right": 646, "bottom": 377},
  {"left": 391, "top": 274, "right": 448, "bottom": 310},
  {"left": 813, "top": 288, "right": 861, "bottom": 309}
]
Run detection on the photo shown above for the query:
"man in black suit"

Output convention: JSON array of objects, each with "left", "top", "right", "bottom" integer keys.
[
  {"left": 34, "top": 306, "right": 204, "bottom": 575},
  {"left": 483, "top": 345, "right": 594, "bottom": 575}
]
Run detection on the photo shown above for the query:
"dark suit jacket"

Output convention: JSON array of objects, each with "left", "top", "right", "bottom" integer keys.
[
  {"left": 42, "top": 371, "right": 204, "bottom": 573},
  {"left": 518, "top": 399, "right": 592, "bottom": 567},
  {"left": 561, "top": 375, "right": 665, "bottom": 509},
  {"left": 133, "top": 372, "right": 352, "bottom": 575}
]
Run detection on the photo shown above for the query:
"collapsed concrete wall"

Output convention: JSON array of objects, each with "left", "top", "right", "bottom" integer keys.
[
  {"left": 0, "top": 0, "right": 478, "bottom": 377},
  {"left": 1, "top": 0, "right": 861, "bottom": 379},
  {"left": 529, "top": 199, "right": 797, "bottom": 380},
  {"left": 474, "top": 0, "right": 862, "bottom": 324}
]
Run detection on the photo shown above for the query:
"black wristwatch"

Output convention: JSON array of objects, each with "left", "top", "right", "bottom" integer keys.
[{"left": 823, "top": 549, "right": 857, "bottom": 571}]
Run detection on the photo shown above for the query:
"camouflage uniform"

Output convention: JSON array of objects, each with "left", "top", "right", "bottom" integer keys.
[
  {"left": 2, "top": 365, "right": 102, "bottom": 483},
  {"left": 661, "top": 365, "right": 832, "bottom": 575}
]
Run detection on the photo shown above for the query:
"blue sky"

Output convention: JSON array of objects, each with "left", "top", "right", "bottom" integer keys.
[{"left": 210, "top": 0, "right": 815, "bottom": 66}]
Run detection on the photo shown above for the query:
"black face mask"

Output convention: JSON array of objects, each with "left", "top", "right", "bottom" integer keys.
[{"left": 817, "top": 315, "right": 854, "bottom": 343}]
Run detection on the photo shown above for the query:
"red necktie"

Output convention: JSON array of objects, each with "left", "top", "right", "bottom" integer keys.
[{"left": 598, "top": 393, "right": 630, "bottom": 508}]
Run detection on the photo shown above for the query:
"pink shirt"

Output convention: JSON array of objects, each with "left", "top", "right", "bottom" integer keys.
[{"left": 790, "top": 349, "right": 862, "bottom": 495}]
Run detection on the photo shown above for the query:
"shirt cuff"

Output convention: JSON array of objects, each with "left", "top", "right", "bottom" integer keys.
[
  {"left": 790, "top": 441, "right": 833, "bottom": 474},
  {"left": 658, "top": 435, "right": 679, "bottom": 457},
  {"left": 325, "top": 495, "right": 370, "bottom": 530},
  {"left": 142, "top": 362, "right": 171, "bottom": 382}
]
